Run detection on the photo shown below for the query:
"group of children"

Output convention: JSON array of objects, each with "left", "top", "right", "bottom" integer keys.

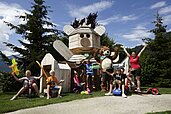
[
  {"left": 10, "top": 70, "right": 64, "bottom": 100},
  {"left": 73, "top": 63, "right": 136, "bottom": 98},
  {"left": 104, "top": 67, "right": 136, "bottom": 98},
  {"left": 10, "top": 43, "right": 147, "bottom": 100},
  {"left": 10, "top": 63, "right": 137, "bottom": 100}
]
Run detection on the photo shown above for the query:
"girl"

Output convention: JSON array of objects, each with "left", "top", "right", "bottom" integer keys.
[{"left": 121, "top": 44, "right": 147, "bottom": 92}]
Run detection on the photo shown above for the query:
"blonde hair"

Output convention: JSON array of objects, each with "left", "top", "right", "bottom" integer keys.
[
  {"left": 49, "top": 70, "right": 55, "bottom": 75},
  {"left": 25, "top": 70, "right": 31, "bottom": 76}
]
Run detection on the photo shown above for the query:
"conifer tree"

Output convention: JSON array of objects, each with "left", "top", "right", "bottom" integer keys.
[
  {"left": 141, "top": 12, "right": 171, "bottom": 87},
  {"left": 1, "top": 0, "right": 62, "bottom": 75}
]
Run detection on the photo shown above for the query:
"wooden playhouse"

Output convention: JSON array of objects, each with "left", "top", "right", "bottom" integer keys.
[{"left": 39, "top": 53, "right": 71, "bottom": 93}]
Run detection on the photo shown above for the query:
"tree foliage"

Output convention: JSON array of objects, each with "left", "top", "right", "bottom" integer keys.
[
  {"left": 141, "top": 13, "right": 171, "bottom": 87},
  {"left": 1, "top": 0, "right": 65, "bottom": 75}
]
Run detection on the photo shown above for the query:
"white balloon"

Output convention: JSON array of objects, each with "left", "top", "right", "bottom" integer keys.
[
  {"left": 63, "top": 25, "right": 75, "bottom": 35},
  {"left": 101, "top": 58, "right": 112, "bottom": 69},
  {"left": 94, "top": 26, "right": 106, "bottom": 36}
]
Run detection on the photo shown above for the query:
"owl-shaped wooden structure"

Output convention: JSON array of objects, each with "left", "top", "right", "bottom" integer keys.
[{"left": 63, "top": 24, "right": 105, "bottom": 55}]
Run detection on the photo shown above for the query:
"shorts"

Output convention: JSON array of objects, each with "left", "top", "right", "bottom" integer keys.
[
  {"left": 101, "top": 72, "right": 113, "bottom": 83},
  {"left": 131, "top": 68, "right": 141, "bottom": 77},
  {"left": 50, "top": 86, "right": 59, "bottom": 90},
  {"left": 86, "top": 72, "right": 94, "bottom": 76},
  {"left": 23, "top": 80, "right": 29, "bottom": 87}
]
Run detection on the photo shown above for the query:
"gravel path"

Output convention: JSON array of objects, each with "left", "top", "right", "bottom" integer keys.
[{"left": 7, "top": 94, "right": 171, "bottom": 114}]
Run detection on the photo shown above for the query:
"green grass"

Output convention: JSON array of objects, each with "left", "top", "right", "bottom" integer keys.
[
  {"left": 0, "top": 91, "right": 104, "bottom": 113},
  {"left": 158, "top": 88, "right": 171, "bottom": 94},
  {"left": 0, "top": 87, "right": 171, "bottom": 113},
  {"left": 147, "top": 111, "right": 171, "bottom": 114}
]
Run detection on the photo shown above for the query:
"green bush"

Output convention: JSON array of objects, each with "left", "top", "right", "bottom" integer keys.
[{"left": 0, "top": 72, "right": 22, "bottom": 92}]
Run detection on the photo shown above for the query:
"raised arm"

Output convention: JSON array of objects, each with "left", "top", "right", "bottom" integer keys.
[
  {"left": 104, "top": 70, "right": 114, "bottom": 76},
  {"left": 138, "top": 44, "right": 148, "bottom": 57},
  {"left": 121, "top": 46, "right": 130, "bottom": 57},
  {"left": 34, "top": 75, "right": 43, "bottom": 80},
  {"left": 11, "top": 72, "right": 20, "bottom": 81}
]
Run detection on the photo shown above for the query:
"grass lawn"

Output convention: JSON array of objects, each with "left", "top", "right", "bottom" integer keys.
[
  {"left": 0, "top": 91, "right": 104, "bottom": 113},
  {"left": 0, "top": 87, "right": 171, "bottom": 113},
  {"left": 147, "top": 111, "right": 171, "bottom": 114}
]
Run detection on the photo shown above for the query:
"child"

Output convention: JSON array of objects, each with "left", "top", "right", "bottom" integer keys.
[
  {"left": 73, "top": 70, "right": 85, "bottom": 93},
  {"left": 46, "top": 70, "right": 64, "bottom": 99},
  {"left": 10, "top": 70, "right": 42, "bottom": 100},
  {"left": 85, "top": 59, "right": 95, "bottom": 89},
  {"left": 105, "top": 67, "right": 127, "bottom": 98},
  {"left": 125, "top": 68, "right": 135, "bottom": 91}
]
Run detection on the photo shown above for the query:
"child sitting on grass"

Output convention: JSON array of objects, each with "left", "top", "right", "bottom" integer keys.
[
  {"left": 10, "top": 70, "right": 42, "bottom": 100},
  {"left": 46, "top": 70, "right": 64, "bottom": 99},
  {"left": 73, "top": 70, "right": 85, "bottom": 93}
]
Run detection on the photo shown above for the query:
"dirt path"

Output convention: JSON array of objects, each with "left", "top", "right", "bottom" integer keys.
[{"left": 7, "top": 94, "right": 171, "bottom": 114}]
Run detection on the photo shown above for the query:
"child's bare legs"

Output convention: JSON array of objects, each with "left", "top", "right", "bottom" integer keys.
[
  {"left": 121, "top": 80, "right": 127, "bottom": 98},
  {"left": 136, "top": 76, "right": 141, "bottom": 92},
  {"left": 32, "top": 83, "right": 40, "bottom": 97},
  {"left": 46, "top": 85, "right": 50, "bottom": 99},
  {"left": 117, "top": 80, "right": 121, "bottom": 90},
  {"left": 57, "top": 86, "right": 62, "bottom": 97},
  {"left": 115, "top": 80, "right": 121, "bottom": 90},
  {"left": 105, "top": 84, "right": 113, "bottom": 96},
  {"left": 105, "top": 79, "right": 114, "bottom": 96},
  {"left": 92, "top": 75, "right": 95, "bottom": 89},
  {"left": 122, "top": 84, "right": 127, "bottom": 98},
  {"left": 86, "top": 75, "right": 89, "bottom": 88},
  {"left": 10, "top": 86, "right": 28, "bottom": 100},
  {"left": 109, "top": 84, "right": 113, "bottom": 93}
]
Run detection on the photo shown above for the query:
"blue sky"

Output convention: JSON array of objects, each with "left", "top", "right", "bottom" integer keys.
[{"left": 0, "top": 0, "right": 171, "bottom": 56}]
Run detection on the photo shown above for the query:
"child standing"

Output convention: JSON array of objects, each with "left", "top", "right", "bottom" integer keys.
[{"left": 85, "top": 59, "right": 95, "bottom": 89}]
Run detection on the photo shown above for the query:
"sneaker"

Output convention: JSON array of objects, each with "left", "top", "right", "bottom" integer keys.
[
  {"left": 10, "top": 95, "right": 17, "bottom": 100},
  {"left": 92, "top": 85, "right": 96, "bottom": 89},
  {"left": 40, "top": 95, "right": 44, "bottom": 98},
  {"left": 122, "top": 94, "right": 127, "bottom": 98},
  {"left": 135, "top": 88, "right": 141, "bottom": 93},
  {"left": 105, "top": 92, "right": 113, "bottom": 96},
  {"left": 47, "top": 96, "right": 50, "bottom": 99},
  {"left": 57, "top": 95, "right": 62, "bottom": 98}
]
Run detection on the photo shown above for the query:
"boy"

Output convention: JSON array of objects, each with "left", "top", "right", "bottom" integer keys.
[
  {"left": 85, "top": 59, "right": 95, "bottom": 89},
  {"left": 46, "top": 70, "right": 64, "bottom": 99},
  {"left": 10, "top": 70, "right": 42, "bottom": 100},
  {"left": 105, "top": 67, "right": 127, "bottom": 98}
]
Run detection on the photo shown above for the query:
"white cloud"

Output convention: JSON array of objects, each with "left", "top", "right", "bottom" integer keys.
[
  {"left": 67, "top": 1, "right": 114, "bottom": 18},
  {"left": 98, "top": 14, "right": 138, "bottom": 25},
  {"left": 133, "top": 25, "right": 146, "bottom": 30},
  {"left": 163, "top": 14, "right": 171, "bottom": 25},
  {"left": 150, "top": 1, "right": 166, "bottom": 9},
  {"left": 0, "top": 2, "right": 27, "bottom": 56},
  {"left": 121, "top": 14, "right": 138, "bottom": 21},
  {"left": 1, "top": 50, "right": 19, "bottom": 56},
  {"left": 98, "top": 16, "right": 119, "bottom": 25},
  {"left": 121, "top": 25, "right": 152, "bottom": 42},
  {"left": 168, "top": 29, "right": 171, "bottom": 32},
  {"left": 159, "top": 5, "right": 171, "bottom": 14}
]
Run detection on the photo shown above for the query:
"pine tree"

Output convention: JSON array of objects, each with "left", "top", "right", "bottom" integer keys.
[
  {"left": 141, "top": 12, "right": 171, "bottom": 87},
  {"left": 1, "top": 0, "right": 63, "bottom": 75}
]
